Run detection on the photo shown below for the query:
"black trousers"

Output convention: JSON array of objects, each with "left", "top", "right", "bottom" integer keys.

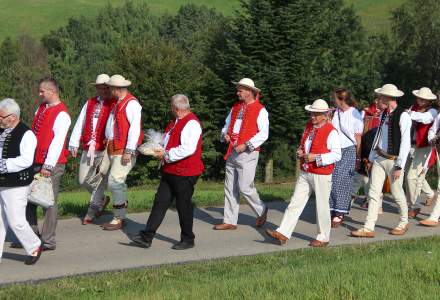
[{"left": 143, "top": 172, "right": 199, "bottom": 242}]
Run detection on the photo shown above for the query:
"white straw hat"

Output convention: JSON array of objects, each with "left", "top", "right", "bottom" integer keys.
[
  {"left": 412, "top": 87, "right": 437, "bottom": 100},
  {"left": 374, "top": 84, "right": 404, "bottom": 98},
  {"left": 90, "top": 74, "right": 110, "bottom": 85},
  {"left": 305, "top": 99, "right": 331, "bottom": 112},
  {"left": 231, "top": 78, "right": 261, "bottom": 92},
  {"left": 106, "top": 74, "right": 132, "bottom": 87}
]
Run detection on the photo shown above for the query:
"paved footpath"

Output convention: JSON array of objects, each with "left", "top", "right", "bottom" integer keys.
[{"left": 1, "top": 198, "right": 440, "bottom": 285}]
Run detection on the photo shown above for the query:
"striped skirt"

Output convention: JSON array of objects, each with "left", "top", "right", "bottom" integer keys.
[{"left": 329, "top": 145, "right": 356, "bottom": 215}]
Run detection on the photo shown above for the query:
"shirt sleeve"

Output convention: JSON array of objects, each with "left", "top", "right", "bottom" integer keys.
[
  {"left": 5, "top": 130, "right": 37, "bottom": 173},
  {"left": 409, "top": 108, "right": 438, "bottom": 124},
  {"left": 317, "top": 129, "right": 341, "bottom": 166},
  {"left": 428, "top": 115, "right": 440, "bottom": 143},
  {"left": 166, "top": 120, "right": 202, "bottom": 163},
  {"left": 247, "top": 108, "right": 269, "bottom": 149},
  {"left": 125, "top": 100, "right": 142, "bottom": 152},
  {"left": 221, "top": 110, "right": 232, "bottom": 141},
  {"left": 44, "top": 111, "right": 71, "bottom": 168},
  {"left": 353, "top": 109, "right": 364, "bottom": 135},
  {"left": 396, "top": 112, "right": 412, "bottom": 168},
  {"left": 68, "top": 102, "right": 87, "bottom": 148}
]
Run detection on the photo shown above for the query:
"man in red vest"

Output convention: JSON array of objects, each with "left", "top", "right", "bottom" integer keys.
[
  {"left": 266, "top": 99, "right": 341, "bottom": 247},
  {"left": 406, "top": 87, "right": 438, "bottom": 218},
  {"left": 130, "top": 94, "right": 204, "bottom": 250},
  {"left": 27, "top": 77, "right": 71, "bottom": 251},
  {"left": 68, "top": 74, "right": 117, "bottom": 225},
  {"left": 100, "top": 75, "right": 143, "bottom": 231},
  {"left": 213, "top": 78, "right": 269, "bottom": 231}
]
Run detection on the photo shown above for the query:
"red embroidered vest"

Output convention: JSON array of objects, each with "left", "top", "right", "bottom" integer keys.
[
  {"left": 411, "top": 104, "right": 434, "bottom": 148},
  {"left": 31, "top": 102, "right": 70, "bottom": 164},
  {"left": 162, "top": 113, "right": 204, "bottom": 176},
  {"left": 224, "top": 100, "right": 264, "bottom": 160},
  {"left": 80, "top": 97, "right": 116, "bottom": 151},
  {"left": 112, "top": 93, "right": 143, "bottom": 150},
  {"left": 363, "top": 103, "right": 381, "bottom": 132},
  {"left": 299, "top": 121, "right": 336, "bottom": 175}
]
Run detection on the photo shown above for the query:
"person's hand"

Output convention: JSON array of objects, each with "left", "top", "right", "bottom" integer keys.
[
  {"left": 355, "top": 158, "right": 361, "bottom": 171},
  {"left": 392, "top": 169, "right": 402, "bottom": 181},
  {"left": 121, "top": 153, "right": 132, "bottom": 166},
  {"left": 235, "top": 144, "right": 247, "bottom": 153},
  {"left": 70, "top": 148, "right": 78, "bottom": 158},
  {"left": 296, "top": 148, "right": 304, "bottom": 158},
  {"left": 153, "top": 149, "right": 164, "bottom": 160},
  {"left": 304, "top": 153, "right": 316, "bottom": 163},
  {"left": 224, "top": 134, "right": 231, "bottom": 143},
  {"left": 40, "top": 168, "right": 51, "bottom": 178}
]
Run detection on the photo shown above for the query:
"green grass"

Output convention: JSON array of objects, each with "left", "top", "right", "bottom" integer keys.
[
  {"left": 52, "top": 181, "right": 293, "bottom": 219},
  {"left": 2, "top": 236, "right": 440, "bottom": 299},
  {"left": 0, "top": 0, "right": 406, "bottom": 42}
]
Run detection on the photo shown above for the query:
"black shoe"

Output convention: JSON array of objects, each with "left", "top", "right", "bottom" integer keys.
[
  {"left": 24, "top": 247, "right": 42, "bottom": 265},
  {"left": 42, "top": 245, "right": 56, "bottom": 251},
  {"left": 10, "top": 242, "right": 23, "bottom": 249},
  {"left": 172, "top": 241, "right": 195, "bottom": 250},
  {"left": 129, "top": 234, "right": 152, "bottom": 248}
]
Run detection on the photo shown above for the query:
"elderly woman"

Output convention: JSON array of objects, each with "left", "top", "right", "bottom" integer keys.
[
  {"left": 0, "top": 98, "right": 42, "bottom": 265},
  {"left": 266, "top": 99, "right": 341, "bottom": 247},
  {"left": 329, "top": 88, "right": 364, "bottom": 227}
]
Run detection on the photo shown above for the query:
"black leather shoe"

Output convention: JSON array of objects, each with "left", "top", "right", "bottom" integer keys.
[
  {"left": 42, "top": 245, "right": 56, "bottom": 251},
  {"left": 172, "top": 241, "right": 195, "bottom": 250},
  {"left": 24, "top": 247, "right": 42, "bottom": 265},
  {"left": 129, "top": 234, "right": 152, "bottom": 248},
  {"left": 10, "top": 242, "right": 23, "bottom": 249}
]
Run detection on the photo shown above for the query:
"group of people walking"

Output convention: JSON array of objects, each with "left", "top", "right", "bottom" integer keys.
[{"left": 1, "top": 74, "right": 440, "bottom": 266}]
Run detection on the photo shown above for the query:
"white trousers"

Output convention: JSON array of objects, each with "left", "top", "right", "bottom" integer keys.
[
  {"left": 0, "top": 186, "right": 41, "bottom": 259},
  {"left": 425, "top": 159, "right": 440, "bottom": 221},
  {"left": 223, "top": 150, "right": 266, "bottom": 225},
  {"left": 405, "top": 146, "right": 434, "bottom": 209},
  {"left": 277, "top": 171, "right": 332, "bottom": 242},
  {"left": 364, "top": 157, "right": 408, "bottom": 231},
  {"left": 78, "top": 151, "right": 108, "bottom": 211}
]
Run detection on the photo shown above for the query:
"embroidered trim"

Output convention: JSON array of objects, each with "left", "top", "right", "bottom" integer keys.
[
  {"left": 124, "top": 149, "right": 136, "bottom": 155},
  {"left": 0, "top": 159, "right": 7, "bottom": 174},
  {"left": 316, "top": 154, "right": 323, "bottom": 167},
  {"left": 42, "top": 164, "right": 54, "bottom": 171},
  {"left": 164, "top": 150, "right": 171, "bottom": 163}
]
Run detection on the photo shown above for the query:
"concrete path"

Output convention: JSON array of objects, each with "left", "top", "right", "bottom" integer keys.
[{"left": 1, "top": 197, "right": 440, "bottom": 285}]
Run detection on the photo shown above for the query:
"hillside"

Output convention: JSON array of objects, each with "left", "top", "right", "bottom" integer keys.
[{"left": 0, "top": 0, "right": 405, "bottom": 41}]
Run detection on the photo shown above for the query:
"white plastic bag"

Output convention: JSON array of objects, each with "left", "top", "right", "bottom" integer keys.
[
  {"left": 28, "top": 174, "right": 54, "bottom": 208},
  {"left": 138, "top": 129, "right": 164, "bottom": 156}
]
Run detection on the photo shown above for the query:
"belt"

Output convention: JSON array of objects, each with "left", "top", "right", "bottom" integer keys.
[{"left": 376, "top": 148, "right": 397, "bottom": 160}]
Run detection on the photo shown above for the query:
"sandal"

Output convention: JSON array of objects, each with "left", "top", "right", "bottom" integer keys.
[{"left": 331, "top": 215, "right": 344, "bottom": 228}]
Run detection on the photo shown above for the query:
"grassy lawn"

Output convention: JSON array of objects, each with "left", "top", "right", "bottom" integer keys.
[
  {"left": 53, "top": 181, "right": 293, "bottom": 219},
  {"left": 1, "top": 236, "right": 440, "bottom": 299}
]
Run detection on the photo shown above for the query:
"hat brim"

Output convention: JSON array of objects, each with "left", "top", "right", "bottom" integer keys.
[
  {"left": 90, "top": 82, "right": 108, "bottom": 86},
  {"left": 106, "top": 80, "right": 132, "bottom": 87},
  {"left": 412, "top": 90, "right": 437, "bottom": 100},
  {"left": 374, "top": 88, "right": 404, "bottom": 98},
  {"left": 232, "top": 81, "right": 261, "bottom": 92},
  {"left": 305, "top": 105, "right": 331, "bottom": 112}
]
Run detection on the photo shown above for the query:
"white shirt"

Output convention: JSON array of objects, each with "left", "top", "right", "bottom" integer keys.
[
  {"left": 43, "top": 110, "right": 71, "bottom": 168},
  {"left": 408, "top": 107, "right": 438, "bottom": 124},
  {"left": 164, "top": 119, "right": 202, "bottom": 163},
  {"left": 304, "top": 128, "right": 341, "bottom": 166},
  {"left": 221, "top": 107, "right": 269, "bottom": 149},
  {"left": 331, "top": 107, "right": 363, "bottom": 149},
  {"left": 0, "top": 130, "right": 37, "bottom": 173},
  {"left": 369, "top": 110, "right": 411, "bottom": 168},
  {"left": 428, "top": 113, "right": 440, "bottom": 143},
  {"left": 105, "top": 99, "right": 142, "bottom": 151},
  {"left": 69, "top": 97, "right": 104, "bottom": 148}
]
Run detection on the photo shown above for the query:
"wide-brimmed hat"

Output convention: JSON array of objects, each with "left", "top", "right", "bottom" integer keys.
[
  {"left": 412, "top": 87, "right": 437, "bottom": 100},
  {"left": 374, "top": 84, "right": 404, "bottom": 98},
  {"left": 106, "top": 74, "right": 132, "bottom": 87},
  {"left": 305, "top": 99, "right": 331, "bottom": 112},
  {"left": 231, "top": 78, "right": 261, "bottom": 92},
  {"left": 90, "top": 74, "right": 110, "bottom": 85}
]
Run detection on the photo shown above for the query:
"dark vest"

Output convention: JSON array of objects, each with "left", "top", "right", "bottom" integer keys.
[
  {"left": 0, "top": 122, "right": 35, "bottom": 187},
  {"left": 387, "top": 106, "right": 405, "bottom": 156}
]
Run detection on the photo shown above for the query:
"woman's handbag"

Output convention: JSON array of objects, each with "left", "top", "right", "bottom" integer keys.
[{"left": 28, "top": 173, "right": 54, "bottom": 208}]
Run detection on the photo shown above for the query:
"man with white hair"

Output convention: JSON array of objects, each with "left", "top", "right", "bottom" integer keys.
[
  {"left": 100, "top": 74, "right": 143, "bottom": 231},
  {"left": 27, "top": 77, "right": 71, "bottom": 251},
  {"left": 352, "top": 84, "right": 411, "bottom": 237},
  {"left": 214, "top": 78, "right": 269, "bottom": 231},
  {"left": 0, "top": 98, "right": 42, "bottom": 265},
  {"left": 130, "top": 94, "right": 204, "bottom": 250},
  {"left": 69, "top": 74, "right": 117, "bottom": 225}
]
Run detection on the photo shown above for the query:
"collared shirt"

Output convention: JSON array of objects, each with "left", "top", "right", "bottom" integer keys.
[
  {"left": 408, "top": 107, "right": 438, "bottom": 124},
  {"left": 369, "top": 109, "right": 411, "bottom": 168},
  {"left": 221, "top": 107, "right": 269, "bottom": 149},
  {"left": 105, "top": 99, "right": 142, "bottom": 151},
  {"left": 304, "top": 126, "right": 341, "bottom": 166},
  {"left": 331, "top": 107, "right": 363, "bottom": 149},
  {"left": 163, "top": 119, "right": 202, "bottom": 163},
  {"left": 69, "top": 97, "right": 104, "bottom": 149},
  {"left": 0, "top": 129, "right": 37, "bottom": 173}
]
